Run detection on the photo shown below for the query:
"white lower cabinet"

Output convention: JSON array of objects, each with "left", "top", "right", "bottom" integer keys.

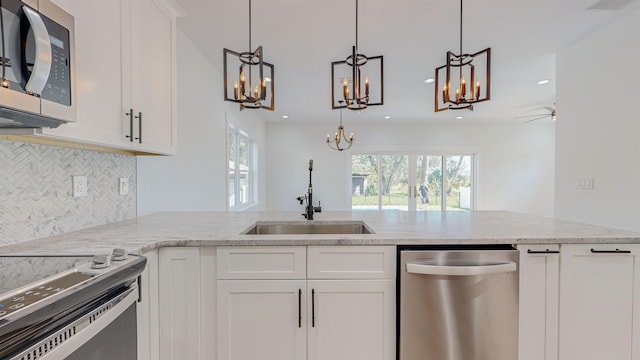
[
  {"left": 217, "top": 280, "right": 307, "bottom": 360},
  {"left": 517, "top": 245, "right": 559, "bottom": 360},
  {"left": 159, "top": 247, "right": 202, "bottom": 360},
  {"left": 558, "top": 244, "right": 640, "bottom": 360},
  {"left": 306, "top": 279, "right": 395, "bottom": 360},
  {"left": 216, "top": 246, "right": 396, "bottom": 360},
  {"left": 137, "top": 249, "right": 159, "bottom": 360}
]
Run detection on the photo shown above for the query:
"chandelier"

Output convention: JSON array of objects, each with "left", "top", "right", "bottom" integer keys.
[
  {"left": 326, "top": 102, "right": 354, "bottom": 151},
  {"left": 331, "top": 0, "right": 383, "bottom": 111},
  {"left": 435, "top": 0, "right": 491, "bottom": 112},
  {"left": 223, "top": 0, "right": 274, "bottom": 111}
]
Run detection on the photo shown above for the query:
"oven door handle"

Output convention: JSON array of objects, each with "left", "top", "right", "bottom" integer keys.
[
  {"left": 406, "top": 262, "right": 517, "bottom": 276},
  {"left": 22, "top": 5, "right": 52, "bottom": 95}
]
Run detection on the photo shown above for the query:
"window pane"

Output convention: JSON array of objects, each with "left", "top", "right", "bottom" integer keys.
[
  {"left": 416, "top": 155, "right": 443, "bottom": 211},
  {"left": 239, "top": 171, "right": 250, "bottom": 204},
  {"left": 380, "top": 155, "right": 408, "bottom": 211},
  {"left": 228, "top": 172, "right": 236, "bottom": 207},
  {"left": 445, "top": 155, "right": 472, "bottom": 211},
  {"left": 351, "top": 155, "right": 379, "bottom": 210},
  {"left": 228, "top": 132, "right": 236, "bottom": 167},
  {"left": 239, "top": 137, "right": 249, "bottom": 167}
]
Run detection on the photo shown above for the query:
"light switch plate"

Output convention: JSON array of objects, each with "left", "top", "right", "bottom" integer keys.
[
  {"left": 576, "top": 176, "right": 595, "bottom": 189},
  {"left": 72, "top": 176, "right": 88, "bottom": 197},
  {"left": 119, "top": 177, "right": 129, "bottom": 195}
]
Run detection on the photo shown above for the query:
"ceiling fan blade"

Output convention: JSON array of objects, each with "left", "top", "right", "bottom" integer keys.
[
  {"left": 524, "top": 116, "right": 548, "bottom": 123},
  {"left": 544, "top": 106, "right": 555, "bottom": 112},
  {"left": 515, "top": 114, "right": 546, "bottom": 119}
]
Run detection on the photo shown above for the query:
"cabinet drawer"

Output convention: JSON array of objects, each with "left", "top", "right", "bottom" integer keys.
[
  {"left": 217, "top": 246, "right": 306, "bottom": 279},
  {"left": 307, "top": 246, "right": 396, "bottom": 279}
]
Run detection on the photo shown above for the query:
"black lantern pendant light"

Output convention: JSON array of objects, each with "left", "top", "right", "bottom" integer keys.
[
  {"left": 223, "top": 0, "right": 274, "bottom": 111},
  {"left": 331, "top": 0, "right": 383, "bottom": 111},
  {"left": 435, "top": 0, "right": 491, "bottom": 112}
]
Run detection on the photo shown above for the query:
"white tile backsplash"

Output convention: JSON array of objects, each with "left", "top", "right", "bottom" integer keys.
[{"left": 0, "top": 140, "right": 136, "bottom": 246}]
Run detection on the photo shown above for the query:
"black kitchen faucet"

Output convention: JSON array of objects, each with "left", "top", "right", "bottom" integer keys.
[{"left": 297, "top": 159, "right": 321, "bottom": 220}]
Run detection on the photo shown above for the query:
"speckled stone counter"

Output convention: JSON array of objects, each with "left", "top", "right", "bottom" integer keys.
[{"left": 0, "top": 211, "right": 639, "bottom": 256}]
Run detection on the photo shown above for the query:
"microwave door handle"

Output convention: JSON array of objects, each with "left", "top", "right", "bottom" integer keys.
[{"left": 22, "top": 6, "right": 52, "bottom": 95}]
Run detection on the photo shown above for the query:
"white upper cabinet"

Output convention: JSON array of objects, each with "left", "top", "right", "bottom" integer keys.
[
  {"left": 41, "top": 0, "right": 125, "bottom": 145},
  {"left": 559, "top": 244, "right": 640, "bottom": 360},
  {"left": 42, "top": 0, "right": 177, "bottom": 155},
  {"left": 123, "top": 0, "right": 176, "bottom": 154}
]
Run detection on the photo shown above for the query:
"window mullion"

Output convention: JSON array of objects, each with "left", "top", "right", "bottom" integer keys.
[{"left": 441, "top": 155, "right": 447, "bottom": 211}]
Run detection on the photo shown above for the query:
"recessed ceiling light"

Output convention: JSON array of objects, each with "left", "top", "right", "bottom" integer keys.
[
  {"left": 282, "top": 115, "right": 288, "bottom": 119},
  {"left": 424, "top": 78, "right": 435, "bottom": 84},
  {"left": 456, "top": 116, "right": 463, "bottom": 120},
  {"left": 384, "top": 115, "right": 391, "bottom": 119},
  {"left": 537, "top": 79, "right": 550, "bottom": 85}
]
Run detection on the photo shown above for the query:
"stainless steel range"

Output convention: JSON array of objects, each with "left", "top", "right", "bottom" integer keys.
[{"left": 0, "top": 249, "right": 146, "bottom": 360}]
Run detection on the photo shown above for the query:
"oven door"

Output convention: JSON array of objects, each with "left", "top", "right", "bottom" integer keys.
[{"left": 8, "top": 286, "right": 138, "bottom": 360}]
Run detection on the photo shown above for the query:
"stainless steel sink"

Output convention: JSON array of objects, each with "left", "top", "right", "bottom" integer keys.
[{"left": 242, "top": 221, "right": 374, "bottom": 235}]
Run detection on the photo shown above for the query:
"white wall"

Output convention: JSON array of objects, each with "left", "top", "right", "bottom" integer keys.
[
  {"left": 555, "top": 8, "right": 640, "bottom": 232},
  {"left": 137, "top": 30, "right": 266, "bottom": 215},
  {"left": 266, "top": 121, "right": 555, "bottom": 217}
]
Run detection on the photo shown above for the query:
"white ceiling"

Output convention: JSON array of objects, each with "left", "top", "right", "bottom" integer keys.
[{"left": 174, "top": 0, "right": 638, "bottom": 124}]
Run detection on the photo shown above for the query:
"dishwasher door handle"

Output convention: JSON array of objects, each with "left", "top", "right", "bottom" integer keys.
[{"left": 406, "top": 262, "right": 517, "bottom": 276}]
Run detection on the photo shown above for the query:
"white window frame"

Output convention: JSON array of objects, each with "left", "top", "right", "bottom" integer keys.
[{"left": 227, "top": 125, "right": 258, "bottom": 210}]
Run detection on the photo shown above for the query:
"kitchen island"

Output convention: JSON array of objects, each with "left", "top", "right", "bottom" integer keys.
[
  {"left": 2, "top": 211, "right": 639, "bottom": 360},
  {"left": 0, "top": 210, "right": 639, "bottom": 255}
]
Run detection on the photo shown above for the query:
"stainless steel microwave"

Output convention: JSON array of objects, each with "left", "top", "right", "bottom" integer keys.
[{"left": 0, "top": 0, "right": 76, "bottom": 129}]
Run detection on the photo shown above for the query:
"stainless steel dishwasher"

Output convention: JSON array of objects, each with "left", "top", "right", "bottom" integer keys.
[{"left": 398, "top": 245, "right": 519, "bottom": 360}]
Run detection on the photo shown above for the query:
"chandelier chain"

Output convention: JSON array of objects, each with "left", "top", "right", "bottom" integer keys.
[{"left": 248, "top": 0, "right": 252, "bottom": 51}]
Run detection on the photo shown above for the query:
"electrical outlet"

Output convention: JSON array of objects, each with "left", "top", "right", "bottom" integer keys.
[
  {"left": 72, "top": 176, "right": 88, "bottom": 197},
  {"left": 119, "top": 177, "right": 129, "bottom": 195}
]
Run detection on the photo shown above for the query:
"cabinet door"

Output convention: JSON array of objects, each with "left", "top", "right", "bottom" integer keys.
[
  {"left": 159, "top": 247, "right": 201, "bottom": 360},
  {"left": 559, "top": 244, "right": 640, "bottom": 360},
  {"left": 126, "top": 0, "right": 175, "bottom": 154},
  {"left": 41, "top": 0, "right": 126, "bottom": 146},
  {"left": 307, "top": 280, "right": 395, "bottom": 360},
  {"left": 137, "top": 249, "right": 159, "bottom": 360},
  {"left": 517, "top": 245, "right": 559, "bottom": 360},
  {"left": 217, "top": 280, "right": 307, "bottom": 360}
]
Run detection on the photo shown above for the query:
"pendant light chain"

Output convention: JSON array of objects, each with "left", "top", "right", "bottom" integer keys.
[
  {"left": 459, "top": 0, "right": 463, "bottom": 54},
  {"left": 248, "top": 0, "right": 252, "bottom": 51},
  {"left": 355, "top": 0, "right": 359, "bottom": 51}
]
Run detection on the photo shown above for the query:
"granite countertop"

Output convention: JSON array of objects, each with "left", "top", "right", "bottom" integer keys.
[{"left": 1, "top": 210, "right": 639, "bottom": 256}]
